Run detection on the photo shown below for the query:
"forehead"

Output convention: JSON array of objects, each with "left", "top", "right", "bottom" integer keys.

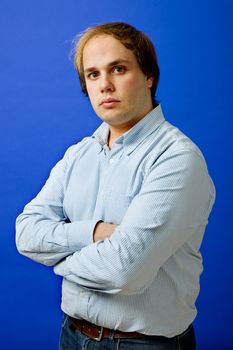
[{"left": 82, "top": 35, "right": 137, "bottom": 69}]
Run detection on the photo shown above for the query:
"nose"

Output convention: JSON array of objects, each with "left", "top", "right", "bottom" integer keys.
[{"left": 99, "top": 73, "right": 115, "bottom": 93}]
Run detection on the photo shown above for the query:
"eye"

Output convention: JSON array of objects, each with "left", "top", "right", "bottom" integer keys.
[
  {"left": 112, "top": 65, "right": 126, "bottom": 74},
  {"left": 87, "top": 71, "right": 99, "bottom": 80}
]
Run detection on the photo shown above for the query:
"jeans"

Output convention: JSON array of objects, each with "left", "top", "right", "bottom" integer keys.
[{"left": 59, "top": 315, "right": 197, "bottom": 350}]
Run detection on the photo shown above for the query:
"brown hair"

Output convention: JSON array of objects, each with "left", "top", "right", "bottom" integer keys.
[{"left": 73, "top": 22, "right": 160, "bottom": 106}]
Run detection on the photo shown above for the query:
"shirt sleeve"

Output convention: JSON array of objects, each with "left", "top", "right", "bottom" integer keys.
[
  {"left": 54, "top": 149, "right": 215, "bottom": 295},
  {"left": 15, "top": 144, "right": 99, "bottom": 266}
]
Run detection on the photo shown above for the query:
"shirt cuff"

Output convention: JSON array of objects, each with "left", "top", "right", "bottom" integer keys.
[{"left": 66, "top": 220, "right": 100, "bottom": 250}]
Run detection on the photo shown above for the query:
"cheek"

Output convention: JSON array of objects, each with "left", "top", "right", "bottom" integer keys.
[
  {"left": 122, "top": 75, "right": 138, "bottom": 89},
  {"left": 120, "top": 74, "right": 146, "bottom": 96},
  {"left": 86, "top": 85, "right": 98, "bottom": 105},
  {"left": 86, "top": 83, "right": 94, "bottom": 96}
]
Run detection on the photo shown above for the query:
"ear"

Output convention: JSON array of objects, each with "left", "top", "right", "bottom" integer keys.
[{"left": 146, "top": 75, "right": 154, "bottom": 89}]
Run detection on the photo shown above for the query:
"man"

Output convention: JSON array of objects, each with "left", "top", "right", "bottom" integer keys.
[{"left": 16, "top": 22, "right": 215, "bottom": 349}]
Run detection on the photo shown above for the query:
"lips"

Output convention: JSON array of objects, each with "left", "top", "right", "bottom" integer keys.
[{"left": 100, "top": 98, "right": 120, "bottom": 106}]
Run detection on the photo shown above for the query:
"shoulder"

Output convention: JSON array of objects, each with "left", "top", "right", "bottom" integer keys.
[
  {"left": 62, "top": 136, "right": 98, "bottom": 163},
  {"left": 49, "top": 136, "right": 98, "bottom": 178},
  {"left": 157, "top": 121, "right": 206, "bottom": 164},
  {"left": 144, "top": 120, "right": 213, "bottom": 191}
]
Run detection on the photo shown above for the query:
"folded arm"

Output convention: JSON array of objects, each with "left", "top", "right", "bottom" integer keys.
[
  {"left": 54, "top": 150, "right": 215, "bottom": 294},
  {"left": 15, "top": 144, "right": 101, "bottom": 266}
]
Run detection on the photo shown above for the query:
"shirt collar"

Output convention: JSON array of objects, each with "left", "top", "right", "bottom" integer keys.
[{"left": 92, "top": 104, "right": 165, "bottom": 155}]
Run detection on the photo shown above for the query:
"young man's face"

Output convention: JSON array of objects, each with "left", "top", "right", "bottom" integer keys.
[{"left": 82, "top": 35, "right": 153, "bottom": 134}]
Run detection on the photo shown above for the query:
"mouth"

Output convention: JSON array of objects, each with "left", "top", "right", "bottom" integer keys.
[{"left": 100, "top": 98, "right": 120, "bottom": 108}]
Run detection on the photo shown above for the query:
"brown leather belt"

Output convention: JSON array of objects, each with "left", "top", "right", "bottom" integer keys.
[{"left": 68, "top": 316, "right": 171, "bottom": 341}]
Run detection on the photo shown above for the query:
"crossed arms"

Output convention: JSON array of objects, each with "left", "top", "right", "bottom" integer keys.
[{"left": 16, "top": 144, "right": 213, "bottom": 295}]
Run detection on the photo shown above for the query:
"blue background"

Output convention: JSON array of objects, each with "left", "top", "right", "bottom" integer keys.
[{"left": 0, "top": 1, "right": 232, "bottom": 349}]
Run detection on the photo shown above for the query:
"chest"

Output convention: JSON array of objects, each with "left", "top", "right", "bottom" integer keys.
[{"left": 62, "top": 147, "right": 146, "bottom": 223}]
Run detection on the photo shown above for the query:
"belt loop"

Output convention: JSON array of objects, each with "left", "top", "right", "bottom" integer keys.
[
  {"left": 109, "top": 329, "right": 115, "bottom": 340},
  {"left": 93, "top": 326, "right": 104, "bottom": 341}
]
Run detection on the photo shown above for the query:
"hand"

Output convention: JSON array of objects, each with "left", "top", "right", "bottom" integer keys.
[{"left": 93, "top": 222, "right": 117, "bottom": 242}]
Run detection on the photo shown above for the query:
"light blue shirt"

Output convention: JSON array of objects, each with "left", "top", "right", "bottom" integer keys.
[{"left": 16, "top": 105, "right": 215, "bottom": 337}]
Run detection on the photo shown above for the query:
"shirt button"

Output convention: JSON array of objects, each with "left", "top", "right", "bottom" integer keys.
[{"left": 109, "top": 158, "right": 114, "bottom": 164}]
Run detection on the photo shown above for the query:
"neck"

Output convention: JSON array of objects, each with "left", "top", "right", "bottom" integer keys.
[
  {"left": 107, "top": 106, "right": 154, "bottom": 149},
  {"left": 108, "top": 127, "right": 126, "bottom": 149}
]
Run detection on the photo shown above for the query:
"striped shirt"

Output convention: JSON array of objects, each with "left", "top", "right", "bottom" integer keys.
[{"left": 16, "top": 105, "right": 215, "bottom": 337}]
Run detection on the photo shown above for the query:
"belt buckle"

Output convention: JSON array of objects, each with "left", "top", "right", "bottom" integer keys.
[{"left": 93, "top": 326, "right": 104, "bottom": 341}]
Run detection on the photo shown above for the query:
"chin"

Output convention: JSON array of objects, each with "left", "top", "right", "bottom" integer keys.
[{"left": 100, "top": 112, "right": 122, "bottom": 122}]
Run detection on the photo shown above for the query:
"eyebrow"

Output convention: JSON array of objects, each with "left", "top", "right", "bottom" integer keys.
[{"left": 84, "top": 59, "right": 131, "bottom": 74}]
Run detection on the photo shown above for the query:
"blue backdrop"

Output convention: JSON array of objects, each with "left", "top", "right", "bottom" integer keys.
[{"left": 0, "top": 1, "right": 232, "bottom": 349}]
